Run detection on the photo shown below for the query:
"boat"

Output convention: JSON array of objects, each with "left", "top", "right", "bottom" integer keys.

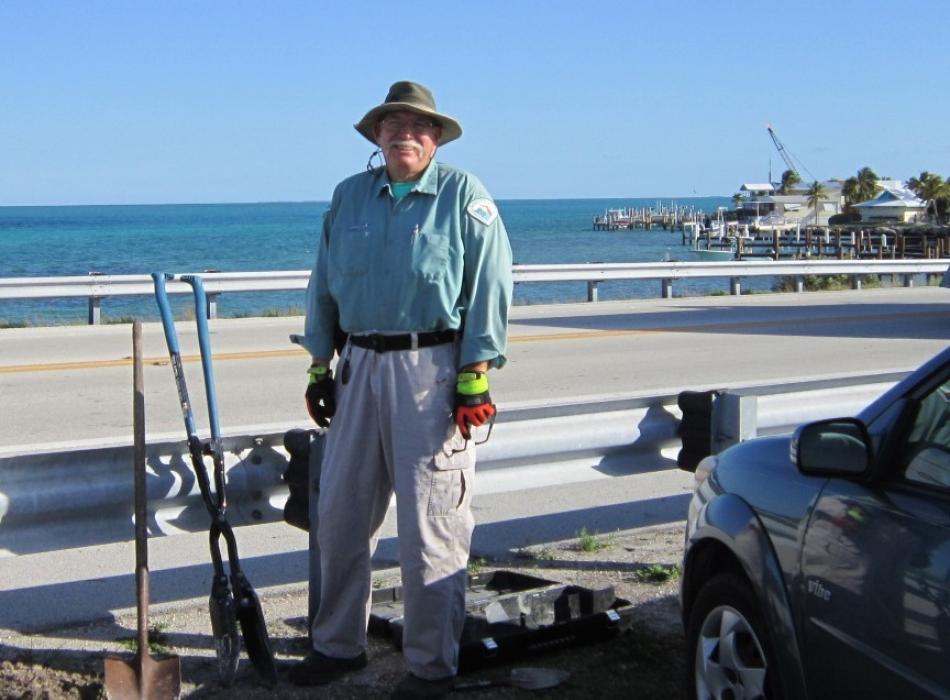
[
  {"left": 682, "top": 221, "right": 702, "bottom": 246},
  {"left": 688, "top": 207, "right": 737, "bottom": 259},
  {"left": 592, "top": 208, "right": 634, "bottom": 230},
  {"left": 692, "top": 247, "right": 735, "bottom": 261}
]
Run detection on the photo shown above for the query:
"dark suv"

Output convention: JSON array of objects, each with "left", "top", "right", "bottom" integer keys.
[{"left": 682, "top": 346, "right": 950, "bottom": 699}]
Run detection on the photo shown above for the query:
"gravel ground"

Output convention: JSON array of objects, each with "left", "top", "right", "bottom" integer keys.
[{"left": 0, "top": 523, "right": 687, "bottom": 699}]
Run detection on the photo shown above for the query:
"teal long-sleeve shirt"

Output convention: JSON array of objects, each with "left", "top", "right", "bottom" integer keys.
[{"left": 299, "top": 160, "right": 513, "bottom": 369}]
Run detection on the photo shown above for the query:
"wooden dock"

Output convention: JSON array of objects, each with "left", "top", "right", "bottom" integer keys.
[
  {"left": 687, "top": 225, "right": 950, "bottom": 261},
  {"left": 589, "top": 202, "right": 948, "bottom": 263},
  {"left": 593, "top": 205, "right": 702, "bottom": 231}
]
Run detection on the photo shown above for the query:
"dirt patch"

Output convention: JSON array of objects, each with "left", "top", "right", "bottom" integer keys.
[{"left": 0, "top": 524, "right": 686, "bottom": 699}]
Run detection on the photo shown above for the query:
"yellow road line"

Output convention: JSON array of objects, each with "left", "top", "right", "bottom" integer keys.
[
  {"left": 0, "top": 348, "right": 309, "bottom": 374},
  {"left": 2, "top": 309, "right": 947, "bottom": 374}
]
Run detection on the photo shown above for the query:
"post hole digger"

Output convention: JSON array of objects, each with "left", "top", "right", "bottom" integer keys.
[{"left": 152, "top": 273, "right": 277, "bottom": 687}]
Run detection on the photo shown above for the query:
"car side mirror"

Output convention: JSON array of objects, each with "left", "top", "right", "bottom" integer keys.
[{"left": 792, "top": 417, "right": 872, "bottom": 477}]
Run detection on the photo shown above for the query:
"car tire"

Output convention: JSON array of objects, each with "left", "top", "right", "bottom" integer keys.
[{"left": 686, "top": 572, "right": 783, "bottom": 700}]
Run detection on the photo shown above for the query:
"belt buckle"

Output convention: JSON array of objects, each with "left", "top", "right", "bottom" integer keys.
[{"left": 370, "top": 335, "right": 384, "bottom": 353}]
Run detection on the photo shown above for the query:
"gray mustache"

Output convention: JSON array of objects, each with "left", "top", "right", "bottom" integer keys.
[{"left": 390, "top": 140, "right": 423, "bottom": 155}]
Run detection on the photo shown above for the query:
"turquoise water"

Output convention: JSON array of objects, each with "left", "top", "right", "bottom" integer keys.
[{"left": 0, "top": 197, "right": 774, "bottom": 324}]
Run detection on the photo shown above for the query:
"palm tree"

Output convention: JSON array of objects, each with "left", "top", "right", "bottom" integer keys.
[
  {"left": 779, "top": 169, "right": 801, "bottom": 194},
  {"left": 855, "top": 166, "right": 879, "bottom": 204},
  {"left": 731, "top": 192, "right": 744, "bottom": 210},
  {"left": 842, "top": 177, "right": 860, "bottom": 212},
  {"left": 805, "top": 181, "right": 828, "bottom": 225},
  {"left": 907, "top": 171, "right": 950, "bottom": 221}
]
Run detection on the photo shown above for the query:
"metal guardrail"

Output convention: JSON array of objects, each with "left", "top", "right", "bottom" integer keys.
[
  {"left": 1, "top": 259, "right": 947, "bottom": 323},
  {"left": 0, "top": 271, "right": 310, "bottom": 324},
  {"left": 0, "top": 372, "right": 903, "bottom": 558},
  {"left": 515, "top": 259, "right": 949, "bottom": 299}
]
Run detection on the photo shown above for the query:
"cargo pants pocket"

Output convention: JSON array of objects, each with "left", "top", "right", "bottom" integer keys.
[{"left": 428, "top": 436, "right": 473, "bottom": 517}]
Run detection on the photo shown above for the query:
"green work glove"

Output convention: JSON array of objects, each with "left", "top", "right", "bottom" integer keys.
[{"left": 305, "top": 365, "right": 335, "bottom": 428}]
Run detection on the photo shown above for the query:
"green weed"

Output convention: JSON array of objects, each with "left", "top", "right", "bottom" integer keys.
[
  {"left": 261, "top": 306, "right": 304, "bottom": 317},
  {"left": 770, "top": 273, "right": 881, "bottom": 292},
  {"left": 632, "top": 563, "right": 682, "bottom": 583},
  {"left": 229, "top": 307, "right": 305, "bottom": 319},
  {"left": 467, "top": 557, "right": 487, "bottom": 575},
  {"left": 116, "top": 622, "right": 172, "bottom": 655},
  {"left": 576, "top": 528, "right": 615, "bottom": 553}
]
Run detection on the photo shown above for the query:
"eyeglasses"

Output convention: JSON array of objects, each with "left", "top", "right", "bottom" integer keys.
[{"left": 379, "top": 116, "right": 439, "bottom": 133}]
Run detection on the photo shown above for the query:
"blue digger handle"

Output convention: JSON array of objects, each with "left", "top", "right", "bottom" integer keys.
[
  {"left": 180, "top": 274, "right": 222, "bottom": 443},
  {"left": 152, "top": 272, "right": 200, "bottom": 440}
]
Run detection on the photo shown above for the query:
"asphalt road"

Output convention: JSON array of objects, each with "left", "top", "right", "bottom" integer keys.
[
  {"left": 0, "top": 285, "right": 948, "bottom": 633},
  {"left": 2, "top": 286, "right": 948, "bottom": 449}
]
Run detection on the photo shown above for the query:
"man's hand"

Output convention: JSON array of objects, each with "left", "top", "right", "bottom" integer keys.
[
  {"left": 454, "top": 371, "right": 496, "bottom": 440},
  {"left": 305, "top": 365, "right": 335, "bottom": 428}
]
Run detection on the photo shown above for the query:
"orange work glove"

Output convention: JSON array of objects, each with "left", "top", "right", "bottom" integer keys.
[{"left": 453, "top": 371, "right": 496, "bottom": 440}]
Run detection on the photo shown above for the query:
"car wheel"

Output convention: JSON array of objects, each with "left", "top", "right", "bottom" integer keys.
[{"left": 686, "top": 572, "right": 782, "bottom": 700}]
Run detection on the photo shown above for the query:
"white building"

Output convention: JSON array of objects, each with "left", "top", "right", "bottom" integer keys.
[
  {"left": 853, "top": 182, "right": 927, "bottom": 223},
  {"left": 736, "top": 181, "right": 843, "bottom": 229}
]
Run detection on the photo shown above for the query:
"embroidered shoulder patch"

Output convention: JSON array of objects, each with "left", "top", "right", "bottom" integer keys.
[{"left": 466, "top": 198, "right": 498, "bottom": 226}]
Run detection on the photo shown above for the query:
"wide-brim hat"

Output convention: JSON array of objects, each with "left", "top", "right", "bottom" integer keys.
[{"left": 355, "top": 81, "right": 462, "bottom": 146}]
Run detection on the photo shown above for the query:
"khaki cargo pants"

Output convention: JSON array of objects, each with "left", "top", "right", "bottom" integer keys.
[{"left": 310, "top": 340, "right": 474, "bottom": 680}]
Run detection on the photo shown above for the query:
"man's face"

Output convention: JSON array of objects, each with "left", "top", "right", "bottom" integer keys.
[{"left": 374, "top": 110, "right": 442, "bottom": 182}]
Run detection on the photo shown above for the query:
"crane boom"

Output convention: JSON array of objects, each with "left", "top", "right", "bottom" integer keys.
[
  {"left": 766, "top": 125, "right": 816, "bottom": 182},
  {"left": 767, "top": 126, "right": 796, "bottom": 174}
]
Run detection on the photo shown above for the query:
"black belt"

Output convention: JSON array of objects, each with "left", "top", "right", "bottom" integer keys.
[{"left": 349, "top": 330, "right": 457, "bottom": 353}]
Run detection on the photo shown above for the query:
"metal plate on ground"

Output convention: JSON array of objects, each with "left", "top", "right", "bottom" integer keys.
[{"left": 368, "top": 570, "right": 634, "bottom": 672}]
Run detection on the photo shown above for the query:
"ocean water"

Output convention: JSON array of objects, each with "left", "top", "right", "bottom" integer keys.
[{"left": 0, "top": 196, "right": 774, "bottom": 325}]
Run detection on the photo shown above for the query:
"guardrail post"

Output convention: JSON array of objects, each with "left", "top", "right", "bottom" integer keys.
[
  {"left": 795, "top": 275, "right": 804, "bottom": 293},
  {"left": 206, "top": 293, "right": 218, "bottom": 319},
  {"left": 730, "top": 277, "right": 741, "bottom": 295},
  {"left": 202, "top": 269, "right": 221, "bottom": 318},
  {"left": 661, "top": 278, "right": 672, "bottom": 298},
  {"left": 851, "top": 275, "right": 862, "bottom": 290},
  {"left": 711, "top": 392, "right": 757, "bottom": 454},
  {"left": 904, "top": 274, "right": 915, "bottom": 288},
  {"left": 587, "top": 281, "right": 599, "bottom": 302},
  {"left": 87, "top": 271, "right": 104, "bottom": 325},
  {"left": 87, "top": 297, "right": 102, "bottom": 325}
]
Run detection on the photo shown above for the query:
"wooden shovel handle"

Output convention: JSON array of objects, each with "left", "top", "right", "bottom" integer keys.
[{"left": 133, "top": 321, "right": 149, "bottom": 658}]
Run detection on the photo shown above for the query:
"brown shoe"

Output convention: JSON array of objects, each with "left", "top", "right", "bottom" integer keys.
[
  {"left": 390, "top": 672, "right": 455, "bottom": 699},
  {"left": 288, "top": 650, "right": 367, "bottom": 686}
]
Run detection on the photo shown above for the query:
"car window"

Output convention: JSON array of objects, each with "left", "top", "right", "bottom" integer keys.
[{"left": 903, "top": 379, "right": 950, "bottom": 489}]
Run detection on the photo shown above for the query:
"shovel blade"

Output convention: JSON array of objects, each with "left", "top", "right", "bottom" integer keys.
[
  {"left": 233, "top": 573, "right": 278, "bottom": 686},
  {"left": 453, "top": 667, "right": 570, "bottom": 693},
  {"left": 104, "top": 654, "right": 182, "bottom": 700},
  {"left": 209, "top": 581, "right": 241, "bottom": 686}
]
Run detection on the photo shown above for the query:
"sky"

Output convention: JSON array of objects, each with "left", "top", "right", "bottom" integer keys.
[{"left": 2, "top": 0, "right": 949, "bottom": 206}]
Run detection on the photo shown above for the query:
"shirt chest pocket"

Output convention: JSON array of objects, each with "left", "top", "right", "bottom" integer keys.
[
  {"left": 411, "top": 230, "right": 450, "bottom": 282},
  {"left": 330, "top": 224, "right": 373, "bottom": 276}
]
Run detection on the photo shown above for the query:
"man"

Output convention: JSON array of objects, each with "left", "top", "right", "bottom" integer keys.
[{"left": 290, "top": 81, "right": 512, "bottom": 699}]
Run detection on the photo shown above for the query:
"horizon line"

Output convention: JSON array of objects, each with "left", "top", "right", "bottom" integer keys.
[{"left": 0, "top": 194, "right": 732, "bottom": 209}]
